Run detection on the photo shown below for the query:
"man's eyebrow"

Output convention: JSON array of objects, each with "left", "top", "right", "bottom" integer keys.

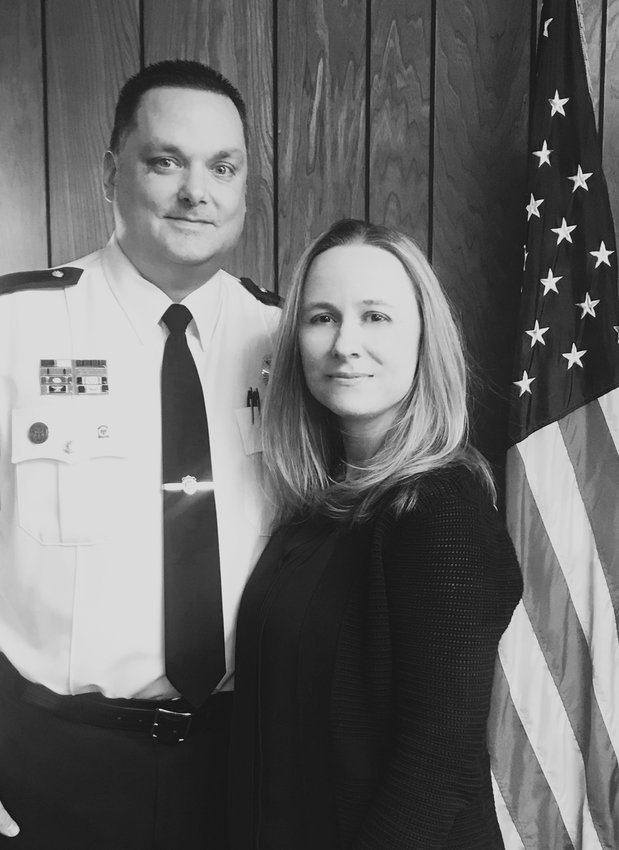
[{"left": 140, "top": 142, "right": 246, "bottom": 159}]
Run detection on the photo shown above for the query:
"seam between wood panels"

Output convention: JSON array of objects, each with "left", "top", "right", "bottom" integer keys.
[
  {"left": 428, "top": 0, "right": 437, "bottom": 263},
  {"left": 272, "top": 0, "right": 279, "bottom": 293},
  {"left": 41, "top": 0, "right": 52, "bottom": 267},
  {"left": 365, "top": 0, "right": 371, "bottom": 223}
]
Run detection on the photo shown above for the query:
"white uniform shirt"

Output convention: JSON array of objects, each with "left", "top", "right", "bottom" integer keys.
[{"left": 0, "top": 237, "right": 279, "bottom": 698}]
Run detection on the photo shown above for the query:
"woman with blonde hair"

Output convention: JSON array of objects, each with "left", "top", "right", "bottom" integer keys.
[{"left": 229, "top": 219, "right": 522, "bottom": 849}]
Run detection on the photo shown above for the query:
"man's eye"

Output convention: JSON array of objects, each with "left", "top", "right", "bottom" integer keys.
[
  {"left": 150, "top": 157, "right": 179, "bottom": 171},
  {"left": 213, "top": 163, "right": 235, "bottom": 177}
]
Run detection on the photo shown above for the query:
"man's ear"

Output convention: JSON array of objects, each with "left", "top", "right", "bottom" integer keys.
[{"left": 102, "top": 150, "right": 117, "bottom": 204}]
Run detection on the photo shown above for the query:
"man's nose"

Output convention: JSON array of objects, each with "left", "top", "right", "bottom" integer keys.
[{"left": 178, "top": 165, "right": 210, "bottom": 206}]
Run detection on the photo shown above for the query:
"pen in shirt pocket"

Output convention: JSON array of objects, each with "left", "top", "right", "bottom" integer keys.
[{"left": 246, "top": 387, "right": 261, "bottom": 424}]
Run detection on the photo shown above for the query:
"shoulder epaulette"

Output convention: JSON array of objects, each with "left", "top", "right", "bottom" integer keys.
[
  {"left": 0, "top": 266, "right": 84, "bottom": 296},
  {"left": 240, "top": 276, "right": 282, "bottom": 307}
]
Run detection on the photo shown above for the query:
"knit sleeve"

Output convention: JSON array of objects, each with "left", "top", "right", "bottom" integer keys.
[{"left": 352, "top": 479, "right": 521, "bottom": 849}]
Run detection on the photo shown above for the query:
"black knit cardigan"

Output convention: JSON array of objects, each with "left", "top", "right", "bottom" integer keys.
[{"left": 229, "top": 466, "right": 523, "bottom": 849}]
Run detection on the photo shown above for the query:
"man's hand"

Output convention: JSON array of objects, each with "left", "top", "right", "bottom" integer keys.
[{"left": 0, "top": 801, "right": 19, "bottom": 837}]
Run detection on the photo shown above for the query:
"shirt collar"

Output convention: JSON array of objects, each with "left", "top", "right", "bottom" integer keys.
[{"left": 101, "top": 235, "right": 227, "bottom": 350}]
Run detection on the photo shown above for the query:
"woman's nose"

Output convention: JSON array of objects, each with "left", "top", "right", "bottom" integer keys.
[{"left": 332, "top": 320, "right": 361, "bottom": 358}]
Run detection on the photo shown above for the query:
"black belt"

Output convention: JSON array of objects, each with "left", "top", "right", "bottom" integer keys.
[{"left": 0, "top": 653, "right": 231, "bottom": 745}]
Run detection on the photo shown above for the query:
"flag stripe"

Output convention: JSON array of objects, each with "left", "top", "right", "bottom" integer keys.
[
  {"left": 558, "top": 389, "right": 619, "bottom": 628},
  {"left": 491, "top": 773, "right": 525, "bottom": 850},
  {"left": 518, "top": 423, "right": 619, "bottom": 762},
  {"left": 497, "top": 600, "right": 599, "bottom": 848},
  {"left": 597, "top": 387, "right": 619, "bottom": 455},
  {"left": 489, "top": 660, "right": 574, "bottom": 850},
  {"left": 507, "top": 442, "right": 619, "bottom": 849}
]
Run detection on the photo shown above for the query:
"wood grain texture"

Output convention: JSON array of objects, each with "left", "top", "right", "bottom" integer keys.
[
  {"left": 580, "top": 0, "right": 604, "bottom": 123},
  {"left": 277, "top": 0, "right": 366, "bottom": 291},
  {"left": 145, "top": 0, "right": 275, "bottom": 289},
  {"left": 46, "top": 0, "right": 140, "bottom": 264},
  {"left": 603, "top": 0, "right": 619, "bottom": 235},
  {"left": 369, "top": 0, "right": 432, "bottom": 252},
  {"left": 432, "top": 1, "right": 530, "bottom": 467},
  {"left": 0, "top": 1, "right": 47, "bottom": 273}
]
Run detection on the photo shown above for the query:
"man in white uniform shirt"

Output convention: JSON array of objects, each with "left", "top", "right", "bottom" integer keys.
[{"left": 0, "top": 60, "right": 279, "bottom": 848}]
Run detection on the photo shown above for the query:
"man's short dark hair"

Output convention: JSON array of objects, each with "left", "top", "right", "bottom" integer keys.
[{"left": 108, "top": 59, "right": 248, "bottom": 153}]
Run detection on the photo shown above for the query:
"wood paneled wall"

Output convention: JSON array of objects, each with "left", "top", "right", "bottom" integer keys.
[{"left": 1, "top": 0, "right": 617, "bottom": 468}]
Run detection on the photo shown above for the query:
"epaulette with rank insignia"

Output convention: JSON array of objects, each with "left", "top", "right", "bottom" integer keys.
[
  {"left": 240, "top": 277, "right": 282, "bottom": 307},
  {"left": 0, "top": 266, "right": 84, "bottom": 296}
]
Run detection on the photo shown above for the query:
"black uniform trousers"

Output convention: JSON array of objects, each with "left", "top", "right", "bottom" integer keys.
[{"left": 0, "top": 659, "right": 231, "bottom": 850}]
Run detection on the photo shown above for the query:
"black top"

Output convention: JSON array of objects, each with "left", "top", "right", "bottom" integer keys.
[{"left": 229, "top": 466, "right": 523, "bottom": 849}]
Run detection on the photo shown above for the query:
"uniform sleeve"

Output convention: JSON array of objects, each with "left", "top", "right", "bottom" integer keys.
[{"left": 353, "top": 490, "right": 520, "bottom": 849}]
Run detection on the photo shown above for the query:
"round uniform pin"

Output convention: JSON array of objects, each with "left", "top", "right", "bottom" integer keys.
[
  {"left": 181, "top": 475, "right": 198, "bottom": 495},
  {"left": 51, "top": 269, "right": 64, "bottom": 279},
  {"left": 28, "top": 422, "right": 49, "bottom": 444}
]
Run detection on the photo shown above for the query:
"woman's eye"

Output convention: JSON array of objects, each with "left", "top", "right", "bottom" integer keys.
[
  {"left": 366, "top": 312, "right": 389, "bottom": 322},
  {"left": 309, "top": 314, "right": 334, "bottom": 324}
]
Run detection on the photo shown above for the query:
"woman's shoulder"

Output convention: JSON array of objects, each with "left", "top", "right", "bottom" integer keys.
[
  {"left": 387, "top": 463, "right": 494, "bottom": 523},
  {"left": 374, "top": 465, "right": 521, "bottom": 597}
]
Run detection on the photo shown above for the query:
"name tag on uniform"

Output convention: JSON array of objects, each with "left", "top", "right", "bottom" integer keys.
[{"left": 40, "top": 359, "right": 109, "bottom": 395}]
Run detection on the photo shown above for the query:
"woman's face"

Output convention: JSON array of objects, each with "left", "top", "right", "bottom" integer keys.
[{"left": 299, "top": 243, "right": 422, "bottom": 440}]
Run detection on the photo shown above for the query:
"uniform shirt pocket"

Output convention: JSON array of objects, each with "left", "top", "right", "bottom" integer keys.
[
  {"left": 12, "top": 405, "right": 130, "bottom": 545},
  {"left": 234, "top": 406, "right": 273, "bottom": 537}
]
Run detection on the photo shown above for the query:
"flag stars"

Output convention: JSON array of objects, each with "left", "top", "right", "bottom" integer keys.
[
  {"left": 590, "top": 240, "right": 614, "bottom": 268},
  {"left": 549, "top": 90, "right": 569, "bottom": 117},
  {"left": 525, "top": 320, "right": 549, "bottom": 347},
  {"left": 562, "top": 344, "right": 587, "bottom": 369},
  {"left": 526, "top": 194, "right": 544, "bottom": 220},
  {"left": 533, "top": 140, "right": 553, "bottom": 167},
  {"left": 551, "top": 218, "right": 577, "bottom": 244},
  {"left": 543, "top": 18, "right": 553, "bottom": 37},
  {"left": 568, "top": 165, "right": 593, "bottom": 192},
  {"left": 576, "top": 293, "right": 600, "bottom": 318},
  {"left": 514, "top": 371, "right": 536, "bottom": 396},
  {"left": 540, "top": 268, "right": 563, "bottom": 295}
]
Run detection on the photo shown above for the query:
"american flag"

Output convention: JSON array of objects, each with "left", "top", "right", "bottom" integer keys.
[{"left": 488, "top": 1, "right": 619, "bottom": 848}]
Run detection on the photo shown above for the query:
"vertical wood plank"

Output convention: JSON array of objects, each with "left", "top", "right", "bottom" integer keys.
[
  {"left": 369, "top": 0, "right": 432, "bottom": 253},
  {"left": 603, "top": 0, "right": 619, "bottom": 233},
  {"left": 277, "top": 0, "right": 366, "bottom": 291},
  {"left": 0, "top": 1, "right": 47, "bottom": 273},
  {"left": 46, "top": 0, "right": 140, "bottom": 264},
  {"left": 144, "top": 0, "right": 274, "bottom": 290},
  {"left": 433, "top": 1, "right": 530, "bottom": 467},
  {"left": 581, "top": 0, "right": 604, "bottom": 123}
]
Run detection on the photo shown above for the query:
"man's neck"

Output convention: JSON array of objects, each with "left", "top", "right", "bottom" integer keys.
[{"left": 116, "top": 241, "right": 221, "bottom": 301}]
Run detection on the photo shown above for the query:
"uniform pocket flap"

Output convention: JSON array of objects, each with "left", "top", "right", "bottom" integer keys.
[{"left": 12, "top": 405, "right": 129, "bottom": 464}]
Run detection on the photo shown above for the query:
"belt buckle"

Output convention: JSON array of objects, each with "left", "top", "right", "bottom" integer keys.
[{"left": 151, "top": 707, "right": 193, "bottom": 744}]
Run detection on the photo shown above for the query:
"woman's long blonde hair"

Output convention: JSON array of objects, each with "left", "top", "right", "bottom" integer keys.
[{"left": 263, "top": 219, "right": 494, "bottom": 525}]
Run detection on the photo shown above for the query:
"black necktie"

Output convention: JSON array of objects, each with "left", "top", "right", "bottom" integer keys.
[{"left": 161, "top": 303, "right": 225, "bottom": 708}]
